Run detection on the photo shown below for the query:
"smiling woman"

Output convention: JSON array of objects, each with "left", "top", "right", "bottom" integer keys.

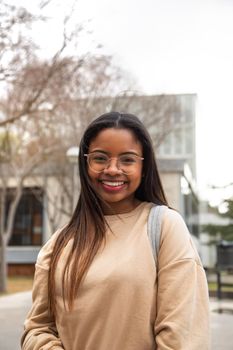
[{"left": 21, "top": 112, "right": 210, "bottom": 350}]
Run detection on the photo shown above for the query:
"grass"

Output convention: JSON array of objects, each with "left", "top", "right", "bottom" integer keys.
[
  {"left": 208, "top": 282, "right": 233, "bottom": 292},
  {"left": 0, "top": 276, "right": 33, "bottom": 296}
]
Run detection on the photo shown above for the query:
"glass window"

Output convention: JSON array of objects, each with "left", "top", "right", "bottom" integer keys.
[
  {"left": 173, "top": 112, "right": 182, "bottom": 124},
  {"left": 7, "top": 187, "right": 43, "bottom": 246},
  {"left": 174, "top": 129, "right": 183, "bottom": 154},
  {"left": 185, "top": 109, "right": 193, "bottom": 122},
  {"left": 162, "top": 133, "right": 172, "bottom": 155},
  {"left": 185, "top": 127, "right": 193, "bottom": 154}
]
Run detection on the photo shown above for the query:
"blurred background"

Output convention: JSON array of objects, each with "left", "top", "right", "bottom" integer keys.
[{"left": 0, "top": 0, "right": 232, "bottom": 349}]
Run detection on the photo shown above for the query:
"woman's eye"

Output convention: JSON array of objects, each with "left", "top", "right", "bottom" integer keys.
[
  {"left": 93, "top": 155, "right": 108, "bottom": 163},
  {"left": 120, "top": 156, "right": 136, "bottom": 164}
]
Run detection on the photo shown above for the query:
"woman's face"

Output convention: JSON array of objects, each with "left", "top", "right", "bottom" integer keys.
[{"left": 87, "top": 128, "right": 143, "bottom": 214}]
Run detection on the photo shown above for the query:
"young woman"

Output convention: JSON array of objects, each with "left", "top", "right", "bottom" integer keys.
[{"left": 21, "top": 112, "right": 210, "bottom": 349}]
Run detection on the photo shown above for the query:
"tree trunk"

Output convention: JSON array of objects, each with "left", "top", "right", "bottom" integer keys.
[
  {"left": 0, "top": 233, "right": 7, "bottom": 293},
  {"left": 0, "top": 187, "right": 7, "bottom": 293}
]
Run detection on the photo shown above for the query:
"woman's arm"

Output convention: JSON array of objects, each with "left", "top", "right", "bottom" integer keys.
[
  {"left": 21, "top": 233, "right": 64, "bottom": 349},
  {"left": 154, "top": 209, "right": 210, "bottom": 349}
]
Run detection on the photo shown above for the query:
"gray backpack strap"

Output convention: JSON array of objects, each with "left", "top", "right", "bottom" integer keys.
[{"left": 147, "top": 205, "right": 166, "bottom": 264}]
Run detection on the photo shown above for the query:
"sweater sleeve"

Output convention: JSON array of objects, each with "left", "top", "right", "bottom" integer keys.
[
  {"left": 154, "top": 209, "right": 210, "bottom": 350},
  {"left": 21, "top": 232, "right": 64, "bottom": 350}
]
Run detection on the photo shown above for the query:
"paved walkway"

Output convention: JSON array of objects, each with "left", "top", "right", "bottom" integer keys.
[
  {"left": 0, "top": 291, "right": 232, "bottom": 349},
  {"left": 210, "top": 298, "right": 233, "bottom": 349},
  {"left": 0, "top": 291, "right": 31, "bottom": 350}
]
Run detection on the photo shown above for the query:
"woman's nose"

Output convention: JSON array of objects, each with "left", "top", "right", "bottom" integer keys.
[{"left": 103, "top": 158, "right": 122, "bottom": 175}]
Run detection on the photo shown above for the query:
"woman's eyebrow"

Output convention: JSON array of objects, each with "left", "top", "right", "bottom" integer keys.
[
  {"left": 120, "top": 151, "right": 141, "bottom": 156},
  {"left": 89, "top": 149, "right": 108, "bottom": 154},
  {"left": 89, "top": 150, "right": 141, "bottom": 156}
]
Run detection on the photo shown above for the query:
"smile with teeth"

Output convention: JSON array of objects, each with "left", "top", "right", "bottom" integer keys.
[{"left": 101, "top": 180, "right": 126, "bottom": 187}]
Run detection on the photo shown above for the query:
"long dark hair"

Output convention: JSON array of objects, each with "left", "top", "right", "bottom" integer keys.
[{"left": 48, "top": 112, "right": 168, "bottom": 315}]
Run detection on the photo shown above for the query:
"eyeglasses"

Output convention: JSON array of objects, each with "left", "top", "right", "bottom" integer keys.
[{"left": 84, "top": 152, "right": 144, "bottom": 175}]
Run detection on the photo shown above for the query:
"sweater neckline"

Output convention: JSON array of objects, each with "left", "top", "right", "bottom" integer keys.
[{"left": 104, "top": 202, "right": 149, "bottom": 221}]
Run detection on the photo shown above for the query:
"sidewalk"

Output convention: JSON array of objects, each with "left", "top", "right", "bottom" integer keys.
[
  {"left": 0, "top": 291, "right": 232, "bottom": 349},
  {"left": 0, "top": 291, "right": 31, "bottom": 350},
  {"left": 210, "top": 298, "right": 233, "bottom": 350}
]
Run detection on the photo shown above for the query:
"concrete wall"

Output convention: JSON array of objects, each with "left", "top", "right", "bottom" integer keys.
[{"left": 160, "top": 172, "right": 183, "bottom": 213}]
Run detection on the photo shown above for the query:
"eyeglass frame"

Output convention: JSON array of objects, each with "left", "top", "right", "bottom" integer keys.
[{"left": 84, "top": 152, "right": 144, "bottom": 174}]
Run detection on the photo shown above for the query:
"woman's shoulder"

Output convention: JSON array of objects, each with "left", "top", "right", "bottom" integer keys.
[
  {"left": 162, "top": 207, "right": 187, "bottom": 228},
  {"left": 149, "top": 204, "right": 186, "bottom": 229},
  {"left": 36, "top": 227, "right": 65, "bottom": 270},
  {"left": 160, "top": 207, "right": 201, "bottom": 263}
]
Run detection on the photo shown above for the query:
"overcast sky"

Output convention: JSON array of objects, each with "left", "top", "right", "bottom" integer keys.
[{"left": 9, "top": 0, "right": 233, "bottom": 205}]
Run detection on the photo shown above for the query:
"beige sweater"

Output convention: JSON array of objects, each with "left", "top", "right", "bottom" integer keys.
[{"left": 21, "top": 202, "right": 210, "bottom": 350}]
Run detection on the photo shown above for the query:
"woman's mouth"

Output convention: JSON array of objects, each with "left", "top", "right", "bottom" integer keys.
[{"left": 99, "top": 180, "right": 127, "bottom": 192}]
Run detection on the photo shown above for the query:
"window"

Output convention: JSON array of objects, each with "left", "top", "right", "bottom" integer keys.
[
  {"left": 173, "top": 112, "right": 183, "bottom": 124},
  {"left": 8, "top": 187, "right": 43, "bottom": 246},
  {"left": 162, "top": 133, "right": 172, "bottom": 155},
  {"left": 174, "top": 129, "right": 183, "bottom": 154},
  {"left": 185, "top": 109, "right": 193, "bottom": 123},
  {"left": 184, "top": 127, "right": 193, "bottom": 154}
]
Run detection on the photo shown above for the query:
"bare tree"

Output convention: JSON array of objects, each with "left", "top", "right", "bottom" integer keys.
[
  {"left": 0, "top": 1, "right": 37, "bottom": 83},
  {"left": 0, "top": 0, "right": 89, "bottom": 127}
]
